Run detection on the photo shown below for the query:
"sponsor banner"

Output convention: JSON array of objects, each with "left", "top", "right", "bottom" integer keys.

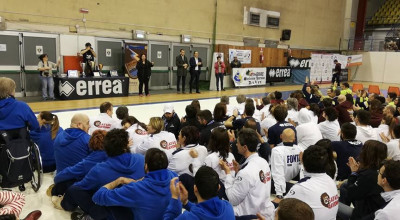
[
  {"left": 346, "top": 55, "right": 362, "bottom": 67},
  {"left": 266, "top": 67, "right": 292, "bottom": 82},
  {"left": 232, "top": 68, "right": 266, "bottom": 87},
  {"left": 54, "top": 77, "right": 129, "bottom": 100},
  {"left": 229, "top": 49, "right": 252, "bottom": 64},
  {"left": 288, "top": 57, "right": 311, "bottom": 69}
]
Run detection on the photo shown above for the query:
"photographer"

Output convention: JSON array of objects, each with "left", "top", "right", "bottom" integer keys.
[{"left": 80, "top": 42, "right": 97, "bottom": 77}]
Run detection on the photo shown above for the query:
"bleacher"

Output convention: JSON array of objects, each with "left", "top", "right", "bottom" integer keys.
[{"left": 368, "top": 0, "right": 400, "bottom": 25}]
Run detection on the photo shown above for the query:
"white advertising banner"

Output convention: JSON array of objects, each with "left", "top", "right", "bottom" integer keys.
[
  {"left": 229, "top": 49, "right": 252, "bottom": 64},
  {"left": 232, "top": 68, "right": 266, "bottom": 87}
]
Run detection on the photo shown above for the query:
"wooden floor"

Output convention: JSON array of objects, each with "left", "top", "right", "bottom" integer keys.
[{"left": 27, "top": 81, "right": 399, "bottom": 113}]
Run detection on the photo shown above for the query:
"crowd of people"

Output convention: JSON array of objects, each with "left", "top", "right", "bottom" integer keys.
[{"left": 1, "top": 75, "right": 400, "bottom": 220}]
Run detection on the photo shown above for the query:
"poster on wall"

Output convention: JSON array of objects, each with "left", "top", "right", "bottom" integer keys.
[
  {"left": 346, "top": 55, "right": 363, "bottom": 67},
  {"left": 229, "top": 49, "right": 252, "bottom": 64},
  {"left": 124, "top": 43, "right": 147, "bottom": 93},
  {"left": 36, "top": 46, "right": 43, "bottom": 55},
  {"left": 232, "top": 68, "right": 266, "bottom": 87}
]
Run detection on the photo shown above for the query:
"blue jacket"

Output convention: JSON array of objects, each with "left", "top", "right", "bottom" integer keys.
[
  {"left": 92, "top": 169, "right": 177, "bottom": 220},
  {"left": 54, "top": 128, "right": 91, "bottom": 173},
  {"left": 30, "top": 124, "right": 63, "bottom": 169},
  {"left": 0, "top": 97, "right": 39, "bottom": 131},
  {"left": 163, "top": 196, "right": 235, "bottom": 220},
  {"left": 54, "top": 150, "right": 107, "bottom": 184},
  {"left": 74, "top": 153, "right": 145, "bottom": 191}
]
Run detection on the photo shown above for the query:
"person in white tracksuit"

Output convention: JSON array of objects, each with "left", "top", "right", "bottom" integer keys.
[
  {"left": 354, "top": 109, "right": 378, "bottom": 144},
  {"left": 220, "top": 128, "right": 274, "bottom": 219},
  {"left": 88, "top": 102, "right": 119, "bottom": 135}
]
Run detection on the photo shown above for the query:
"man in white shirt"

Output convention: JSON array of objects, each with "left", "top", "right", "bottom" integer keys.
[
  {"left": 220, "top": 128, "right": 274, "bottom": 219},
  {"left": 374, "top": 160, "right": 400, "bottom": 220},
  {"left": 88, "top": 102, "right": 119, "bottom": 135},
  {"left": 271, "top": 128, "right": 301, "bottom": 201},
  {"left": 284, "top": 145, "right": 339, "bottom": 220},
  {"left": 285, "top": 98, "right": 299, "bottom": 124},
  {"left": 318, "top": 107, "right": 340, "bottom": 142},
  {"left": 355, "top": 109, "right": 378, "bottom": 144},
  {"left": 385, "top": 125, "right": 400, "bottom": 161}
]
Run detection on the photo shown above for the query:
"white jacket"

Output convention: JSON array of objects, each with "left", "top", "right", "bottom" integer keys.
[
  {"left": 318, "top": 120, "right": 340, "bottom": 142},
  {"left": 285, "top": 109, "right": 299, "bottom": 123},
  {"left": 356, "top": 125, "right": 378, "bottom": 144},
  {"left": 285, "top": 173, "right": 339, "bottom": 220},
  {"left": 386, "top": 139, "right": 400, "bottom": 161},
  {"left": 296, "top": 122, "right": 323, "bottom": 151},
  {"left": 225, "top": 153, "right": 274, "bottom": 217},
  {"left": 374, "top": 189, "right": 400, "bottom": 220},
  {"left": 126, "top": 123, "right": 148, "bottom": 153},
  {"left": 260, "top": 114, "right": 277, "bottom": 137},
  {"left": 271, "top": 143, "right": 301, "bottom": 196},
  {"left": 203, "top": 152, "right": 235, "bottom": 183},
  {"left": 375, "top": 124, "right": 391, "bottom": 143},
  {"left": 168, "top": 144, "right": 207, "bottom": 176},
  {"left": 135, "top": 131, "right": 177, "bottom": 160},
  {"left": 89, "top": 113, "right": 119, "bottom": 135}
]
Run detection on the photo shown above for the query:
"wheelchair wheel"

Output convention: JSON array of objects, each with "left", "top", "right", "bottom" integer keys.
[{"left": 29, "top": 142, "right": 43, "bottom": 192}]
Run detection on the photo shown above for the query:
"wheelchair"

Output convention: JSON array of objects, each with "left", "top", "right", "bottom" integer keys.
[{"left": 0, "top": 127, "right": 43, "bottom": 192}]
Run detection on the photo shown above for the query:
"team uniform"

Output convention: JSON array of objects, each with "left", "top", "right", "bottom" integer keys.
[
  {"left": 135, "top": 131, "right": 177, "bottom": 160},
  {"left": 356, "top": 125, "right": 378, "bottom": 144},
  {"left": 168, "top": 144, "right": 207, "bottom": 176},
  {"left": 225, "top": 153, "right": 274, "bottom": 218},
  {"left": 270, "top": 143, "right": 301, "bottom": 196},
  {"left": 374, "top": 189, "right": 400, "bottom": 220},
  {"left": 296, "top": 122, "right": 323, "bottom": 151},
  {"left": 285, "top": 173, "right": 339, "bottom": 220},
  {"left": 331, "top": 140, "right": 362, "bottom": 181},
  {"left": 386, "top": 139, "right": 400, "bottom": 161},
  {"left": 318, "top": 119, "right": 341, "bottom": 142},
  {"left": 260, "top": 114, "right": 277, "bottom": 137},
  {"left": 126, "top": 123, "right": 148, "bottom": 153},
  {"left": 88, "top": 113, "right": 119, "bottom": 135},
  {"left": 375, "top": 124, "right": 391, "bottom": 142},
  {"left": 286, "top": 109, "right": 299, "bottom": 124},
  {"left": 268, "top": 121, "right": 297, "bottom": 146},
  {"left": 203, "top": 152, "right": 236, "bottom": 183}
]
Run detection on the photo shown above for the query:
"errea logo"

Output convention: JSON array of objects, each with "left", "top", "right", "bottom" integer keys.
[
  {"left": 269, "top": 69, "right": 276, "bottom": 78},
  {"left": 59, "top": 81, "right": 75, "bottom": 97}
]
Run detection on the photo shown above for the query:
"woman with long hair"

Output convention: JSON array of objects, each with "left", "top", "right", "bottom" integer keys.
[
  {"left": 338, "top": 140, "right": 387, "bottom": 220},
  {"left": 122, "top": 116, "right": 148, "bottom": 152},
  {"left": 30, "top": 111, "right": 63, "bottom": 173}
]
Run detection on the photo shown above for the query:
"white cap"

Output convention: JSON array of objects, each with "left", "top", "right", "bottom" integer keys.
[{"left": 163, "top": 104, "right": 174, "bottom": 113}]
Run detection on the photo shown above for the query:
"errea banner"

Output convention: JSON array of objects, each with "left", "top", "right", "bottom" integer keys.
[
  {"left": 266, "top": 67, "right": 292, "bottom": 82},
  {"left": 232, "top": 68, "right": 266, "bottom": 87},
  {"left": 55, "top": 77, "right": 129, "bottom": 100}
]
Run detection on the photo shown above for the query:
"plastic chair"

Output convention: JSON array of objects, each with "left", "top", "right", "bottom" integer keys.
[
  {"left": 352, "top": 83, "right": 364, "bottom": 93},
  {"left": 387, "top": 86, "right": 400, "bottom": 96},
  {"left": 368, "top": 85, "right": 381, "bottom": 95}
]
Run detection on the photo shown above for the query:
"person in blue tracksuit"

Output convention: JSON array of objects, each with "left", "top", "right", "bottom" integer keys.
[
  {"left": 0, "top": 77, "right": 39, "bottom": 131},
  {"left": 54, "top": 113, "right": 91, "bottom": 173},
  {"left": 51, "top": 130, "right": 108, "bottom": 196},
  {"left": 57, "top": 129, "right": 145, "bottom": 220},
  {"left": 164, "top": 166, "right": 235, "bottom": 220},
  {"left": 92, "top": 148, "right": 178, "bottom": 220},
  {"left": 30, "top": 111, "right": 63, "bottom": 173}
]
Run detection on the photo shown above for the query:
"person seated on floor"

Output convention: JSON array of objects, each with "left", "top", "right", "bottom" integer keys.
[
  {"left": 336, "top": 94, "right": 353, "bottom": 126},
  {"left": 284, "top": 145, "right": 339, "bottom": 220},
  {"left": 213, "top": 102, "right": 229, "bottom": 123},
  {"left": 54, "top": 113, "right": 91, "bottom": 173},
  {"left": 0, "top": 77, "right": 39, "bottom": 131},
  {"left": 331, "top": 122, "right": 363, "bottom": 181},
  {"left": 383, "top": 125, "right": 400, "bottom": 161},
  {"left": 122, "top": 116, "right": 148, "bottom": 153},
  {"left": 220, "top": 95, "right": 235, "bottom": 116},
  {"left": 296, "top": 108, "right": 322, "bottom": 151},
  {"left": 50, "top": 130, "right": 107, "bottom": 197},
  {"left": 92, "top": 148, "right": 178, "bottom": 220},
  {"left": 220, "top": 128, "right": 274, "bottom": 219},
  {"left": 135, "top": 117, "right": 177, "bottom": 159},
  {"left": 0, "top": 191, "right": 42, "bottom": 220},
  {"left": 164, "top": 166, "right": 235, "bottom": 220},
  {"left": 169, "top": 126, "right": 207, "bottom": 202},
  {"left": 225, "top": 103, "right": 260, "bottom": 133},
  {"left": 285, "top": 98, "right": 299, "bottom": 125},
  {"left": 318, "top": 107, "right": 340, "bottom": 142},
  {"left": 53, "top": 129, "right": 145, "bottom": 220},
  {"left": 355, "top": 109, "right": 378, "bottom": 144},
  {"left": 374, "top": 160, "right": 400, "bottom": 219},
  {"left": 235, "top": 95, "right": 246, "bottom": 115},
  {"left": 271, "top": 128, "right": 301, "bottom": 202},
  {"left": 30, "top": 111, "right": 63, "bottom": 173},
  {"left": 115, "top": 105, "right": 129, "bottom": 128},
  {"left": 274, "top": 198, "right": 314, "bottom": 220},
  {"left": 198, "top": 109, "right": 224, "bottom": 147},
  {"left": 88, "top": 102, "right": 119, "bottom": 135},
  {"left": 340, "top": 82, "right": 352, "bottom": 95},
  {"left": 162, "top": 103, "right": 181, "bottom": 139},
  {"left": 180, "top": 104, "right": 202, "bottom": 131},
  {"left": 268, "top": 105, "right": 297, "bottom": 148}
]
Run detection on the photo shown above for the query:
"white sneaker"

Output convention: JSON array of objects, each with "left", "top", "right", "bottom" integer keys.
[{"left": 51, "top": 195, "right": 64, "bottom": 210}]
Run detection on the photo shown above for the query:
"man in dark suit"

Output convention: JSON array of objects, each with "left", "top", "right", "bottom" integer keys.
[
  {"left": 189, "top": 51, "right": 202, "bottom": 94},
  {"left": 176, "top": 49, "right": 188, "bottom": 94}
]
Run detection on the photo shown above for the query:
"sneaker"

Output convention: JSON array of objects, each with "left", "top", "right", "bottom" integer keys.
[
  {"left": 71, "top": 212, "right": 94, "bottom": 220},
  {"left": 23, "top": 210, "right": 42, "bottom": 220},
  {"left": 42, "top": 97, "right": 47, "bottom": 101},
  {"left": 51, "top": 195, "right": 64, "bottom": 210},
  {"left": 46, "top": 184, "right": 55, "bottom": 197},
  {"left": 146, "top": 94, "right": 150, "bottom": 96},
  {"left": 49, "top": 97, "right": 56, "bottom": 100},
  {"left": 196, "top": 91, "right": 201, "bottom": 94},
  {"left": 222, "top": 88, "right": 226, "bottom": 91}
]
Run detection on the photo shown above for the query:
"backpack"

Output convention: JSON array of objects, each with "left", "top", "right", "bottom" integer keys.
[{"left": 0, "top": 128, "right": 33, "bottom": 188}]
